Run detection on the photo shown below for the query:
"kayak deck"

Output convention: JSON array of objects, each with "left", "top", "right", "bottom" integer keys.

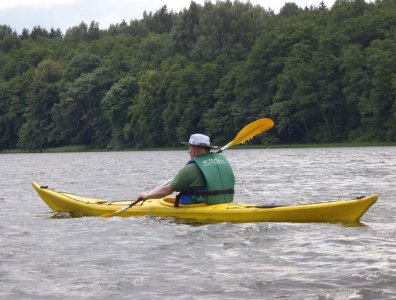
[{"left": 32, "top": 182, "right": 378, "bottom": 224}]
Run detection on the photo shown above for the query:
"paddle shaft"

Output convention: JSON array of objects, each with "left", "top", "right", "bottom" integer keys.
[{"left": 120, "top": 181, "right": 171, "bottom": 210}]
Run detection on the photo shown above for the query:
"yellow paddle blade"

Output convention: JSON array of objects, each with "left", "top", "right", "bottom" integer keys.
[
  {"left": 226, "top": 118, "right": 274, "bottom": 148},
  {"left": 100, "top": 211, "right": 120, "bottom": 218}
]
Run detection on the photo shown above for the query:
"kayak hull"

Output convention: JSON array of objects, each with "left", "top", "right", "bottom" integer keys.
[{"left": 32, "top": 182, "right": 378, "bottom": 224}]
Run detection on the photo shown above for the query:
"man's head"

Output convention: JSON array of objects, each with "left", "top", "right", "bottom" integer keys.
[{"left": 184, "top": 134, "right": 216, "bottom": 158}]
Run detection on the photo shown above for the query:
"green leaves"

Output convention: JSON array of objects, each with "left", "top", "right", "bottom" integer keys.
[
  {"left": 17, "top": 60, "right": 62, "bottom": 150},
  {"left": 0, "top": 0, "right": 395, "bottom": 151}
]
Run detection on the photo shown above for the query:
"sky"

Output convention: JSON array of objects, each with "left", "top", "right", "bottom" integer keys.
[{"left": 0, "top": 0, "right": 337, "bottom": 34}]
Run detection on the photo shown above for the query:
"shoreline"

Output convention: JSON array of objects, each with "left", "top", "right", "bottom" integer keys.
[{"left": 1, "top": 142, "right": 396, "bottom": 154}]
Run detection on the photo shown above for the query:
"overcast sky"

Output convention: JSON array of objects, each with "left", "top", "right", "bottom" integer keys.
[{"left": 1, "top": 0, "right": 337, "bottom": 34}]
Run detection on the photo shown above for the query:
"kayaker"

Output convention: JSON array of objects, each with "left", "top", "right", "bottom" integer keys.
[{"left": 137, "top": 133, "right": 235, "bottom": 206}]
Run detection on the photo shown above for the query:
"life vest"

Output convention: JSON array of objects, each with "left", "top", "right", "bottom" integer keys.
[{"left": 177, "top": 152, "right": 235, "bottom": 205}]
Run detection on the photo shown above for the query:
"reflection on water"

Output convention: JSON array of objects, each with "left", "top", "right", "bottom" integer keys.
[
  {"left": 1, "top": 147, "right": 395, "bottom": 299},
  {"left": 47, "top": 211, "right": 85, "bottom": 219}
]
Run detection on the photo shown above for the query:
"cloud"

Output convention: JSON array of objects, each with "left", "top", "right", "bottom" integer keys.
[{"left": 0, "top": 0, "right": 79, "bottom": 11}]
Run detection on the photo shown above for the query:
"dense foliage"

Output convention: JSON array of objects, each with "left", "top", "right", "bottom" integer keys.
[{"left": 0, "top": 0, "right": 395, "bottom": 151}]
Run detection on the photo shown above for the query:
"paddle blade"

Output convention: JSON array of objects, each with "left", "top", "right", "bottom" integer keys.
[
  {"left": 100, "top": 211, "right": 120, "bottom": 218},
  {"left": 227, "top": 118, "right": 274, "bottom": 148}
]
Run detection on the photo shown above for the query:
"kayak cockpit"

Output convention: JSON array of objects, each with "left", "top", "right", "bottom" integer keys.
[{"left": 159, "top": 197, "right": 208, "bottom": 208}]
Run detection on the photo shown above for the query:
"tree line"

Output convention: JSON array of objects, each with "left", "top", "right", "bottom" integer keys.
[{"left": 0, "top": 0, "right": 395, "bottom": 151}]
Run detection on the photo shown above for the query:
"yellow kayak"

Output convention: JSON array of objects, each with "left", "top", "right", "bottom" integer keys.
[{"left": 32, "top": 182, "right": 378, "bottom": 224}]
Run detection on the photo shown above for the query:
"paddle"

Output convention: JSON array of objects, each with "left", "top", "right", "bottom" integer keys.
[
  {"left": 219, "top": 118, "right": 275, "bottom": 152},
  {"left": 100, "top": 118, "right": 274, "bottom": 218},
  {"left": 100, "top": 178, "right": 175, "bottom": 218}
]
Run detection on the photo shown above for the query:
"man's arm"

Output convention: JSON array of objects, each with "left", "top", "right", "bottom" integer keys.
[
  {"left": 138, "top": 182, "right": 174, "bottom": 201},
  {"left": 137, "top": 163, "right": 196, "bottom": 201}
]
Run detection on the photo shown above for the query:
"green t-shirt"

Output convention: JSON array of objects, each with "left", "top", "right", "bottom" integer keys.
[{"left": 171, "top": 163, "right": 206, "bottom": 192}]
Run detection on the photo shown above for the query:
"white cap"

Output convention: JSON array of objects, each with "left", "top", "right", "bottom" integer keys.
[{"left": 183, "top": 134, "right": 217, "bottom": 149}]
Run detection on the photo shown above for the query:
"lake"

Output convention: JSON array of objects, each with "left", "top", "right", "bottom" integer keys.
[{"left": 1, "top": 147, "right": 395, "bottom": 299}]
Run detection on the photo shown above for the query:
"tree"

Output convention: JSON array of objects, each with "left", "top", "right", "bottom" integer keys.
[
  {"left": 55, "top": 70, "right": 110, "bottom": 147},
  {"left": 366, "top": 38, "right": 396, "bottom": 141},
  {"left": 0, "top": 25, "right": 20, "bottom": 52},
  {"left": 190, "top": 0, "right": 268, "bottom": 62},
  {"left": 279, "top": 3, "right": 302, "bottom": 17},
  {"left": 171, "top": 1, "right": 201, "bottom": 55},
  {"left": 17, "top": 59, "right": 63, "bottom": 150},
  {"left": 64, "top": 22, "right": 88, "bottom": 45},
  {"left": 63, "top": 53, "right": 100, "bottom": 81},
  {"left": 0, "top": 83, "right": 20, "bottom": 149},
  {"left": 30, "top": 26, "right": 50, "bottom": 40},
  {"left": 142, "top": 5, "right": 175, "bottom": 33},
  {"left": 49, "top": 28, "right": 63, "bottom": 39},
  {"left": 127, "top": 70, "right": 164, "bottom": 147},
  {"left": 101, "top": 76, "right": 137, "bottom": 148},
  {"left": 87, "top": 21, "right": 101, "bottom": 41}
]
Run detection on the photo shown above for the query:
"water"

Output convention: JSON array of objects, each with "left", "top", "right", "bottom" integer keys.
[{"left": 1, "top": 147, "right": 395, "bottom": 299}]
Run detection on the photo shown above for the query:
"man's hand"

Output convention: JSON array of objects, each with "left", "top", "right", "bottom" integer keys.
[{"left": 138, "top": 193, "right": 150, "bottom": 201}]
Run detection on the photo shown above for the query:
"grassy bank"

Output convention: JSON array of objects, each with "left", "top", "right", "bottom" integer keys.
[
  {"left": 1, "top": 142, "right": 395, "bottom": 154},
  {"left": 0, "top": 145, "right": 92, "bottom": 154}
]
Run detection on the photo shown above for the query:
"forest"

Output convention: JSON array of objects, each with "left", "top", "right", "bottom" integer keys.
[{"left": 0, "top": 0, "right": 395, "bottom": 151}]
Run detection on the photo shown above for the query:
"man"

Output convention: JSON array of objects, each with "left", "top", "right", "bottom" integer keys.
[{"left": 138, "top": 134, "right": 235, "bottom": 206}]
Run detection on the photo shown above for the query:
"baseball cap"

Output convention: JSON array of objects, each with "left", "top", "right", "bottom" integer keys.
[{"left": 182, "top": 134, "right": 218, "bottom": 149}]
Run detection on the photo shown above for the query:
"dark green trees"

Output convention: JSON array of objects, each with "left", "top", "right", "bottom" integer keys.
[
  {"left": 18, "top": 59, "right": 62, "bottom": 150},
  {"left": 0, "top": 0, "right": 395, "bottom": 151}
]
